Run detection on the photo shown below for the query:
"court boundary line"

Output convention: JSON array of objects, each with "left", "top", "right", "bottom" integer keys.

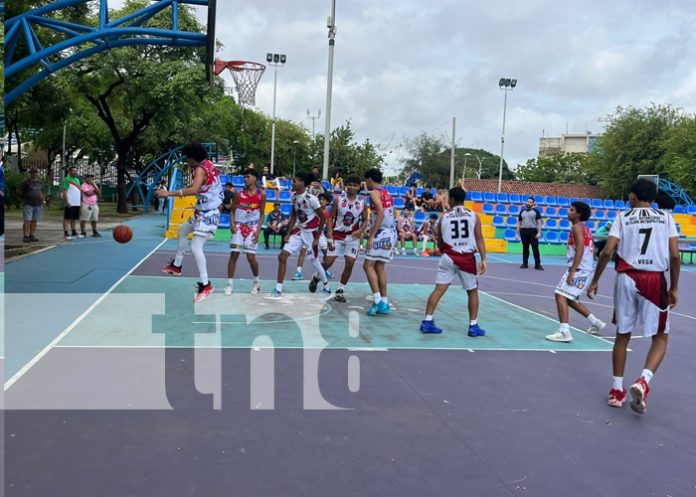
[{"left": 4, "top": 238, "right": 169, "bottom": 391}]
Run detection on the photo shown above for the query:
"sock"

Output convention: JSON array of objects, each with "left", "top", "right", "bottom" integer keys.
[
  {"left": 372, "top": 292, "right": 381, "bottom": 304},
  {"left": 173, "top": 255, "right": 184, "bottom": 267},
  {"left": 296, "top": 266, "right": 302, "bottom": 274},
  {"left": 425, "top": 315, "right": 433, "bottom": 321},
  {"left": 200, "top": 273, "right": 209, "bottom": 286},
  {"left": 254, "top": 275, "right": 260, "bottom": 283},
  {"left": 640, "top": 369, "right": 654, "bottom": 384},
  {"left": 588, "top": 314, "right": 601, "bottom": 326},
  {"left": 612, "top": 376, "right": 623, "bottom": 390},
  {"left": 275, "top": 283, "right": 283, "bottom": 292},
  {"left": 559, "top": 323, "right": 570, "bottom": 333},
  {"left": 64, "top": 231, "right": 69, "bottom": 236},
  {"left": 382, "top": 297, "right": 388, "bottom": 305},
  {"left": 470, "top": 319, "right": 478, "bottom": 326},
  {"left": 227, "top": 278, "right": 234, "bottom": 286},
  {"left": 338, "top": 283, "right": 345, "bottom": 291}
]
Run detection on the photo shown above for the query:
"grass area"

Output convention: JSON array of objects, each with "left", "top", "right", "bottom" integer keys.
[{"left": 4, "top": 201, "right": 142, "bottom": 219}]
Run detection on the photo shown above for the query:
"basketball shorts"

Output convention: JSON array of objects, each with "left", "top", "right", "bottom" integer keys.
[
  {"left": 230, "top": 226, "right": 259, "bottom": 254},
  {"left": 189, "top": 209, "right": 219, "bottom": 239},
  {"left": 554, "top": 268, "right": 593, "bottom": 301},
  {"left": 283, "top": 229, "right": 320, "bottom": 259},
  {"left": 327, "top": 233, "right": 360, "bottom": 259},
  {"left": 435, "top": 252, "right": 478, "bottom": 290},
  {"left": 365, "top": 228, "right": 397, "bottom": 262},
  {"left": 613, "top": 271, "right": 670, "bottom": 336},
  {"left": 80, "top": 204, "right": 99, "bottom": 222}
]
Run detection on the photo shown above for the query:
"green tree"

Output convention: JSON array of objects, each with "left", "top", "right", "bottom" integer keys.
[
  {"left": 662, "top": 116, "right": 696, "bottom": 199},
  {"left": 312, "top": 121, "right": 385, "bottom": 177},
  {"left": 516, "top": 152, "right": 595, "bottom": 184}
]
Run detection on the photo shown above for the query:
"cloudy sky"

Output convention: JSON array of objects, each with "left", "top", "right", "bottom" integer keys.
[{"left": 142, "top": 0, "right": 696, "bottom": 173}]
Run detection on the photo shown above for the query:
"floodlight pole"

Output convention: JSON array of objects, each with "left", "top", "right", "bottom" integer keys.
[
  {"left": 268, "top": 53, "right": 286, "bottom": 175},
  {"left": 449, "top": 117, "right": 456, "bottom": 188},
  {"left": 462, "top": 153, "right": 471, "bottom": 183},
  {"left": 498, "top": 77, "right": 516, "bottom": 193},
  {"left": 322, "top": 0, "right": 337, "bottom": 181}
]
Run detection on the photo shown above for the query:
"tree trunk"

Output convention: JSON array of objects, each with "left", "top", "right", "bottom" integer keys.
[{"left": 116, "top": 153, "right": 129, "bottom": 214}]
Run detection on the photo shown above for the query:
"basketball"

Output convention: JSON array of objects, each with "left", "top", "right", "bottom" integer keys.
[
  {"left": 113, "top": 225, "right": 133, "bottom": 244},
  {"left": 425, "top": 248, "right": 433, "bottom": 256}
]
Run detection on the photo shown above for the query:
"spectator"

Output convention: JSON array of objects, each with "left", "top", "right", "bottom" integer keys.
[
  {"left": 516, "top": 196, "right": 544, "bottom": 270},
  {"left": 17, "top": 167, "right": 45, "bottom": 242},
  {"left": 80, "top": 174, "right": 101, "bottom": 237},
  {"left": 433, "top": 185, "right": 449, "bottom": 211},
  {"left": 221, "top": 182, "right": 234, "bottom": 213},
  {"left": 263, "top": 202, "right": 289, "bottom": 249},
  {"left": 261, "top": 164, "right": 281, "bottom": 190},
  {"left": 397, "top": 207, "right": 418, "bottom": 255},
  {"left": 156, "top": 180, "right": 168, "bottom": 215},
  {"left": 63, "top": 166, "right": 82, "bottom": 240},
  {"left": 311, "top": 165, "right": 321, "bottom": 179},
  {"left": 418, "top": 213, "right": 440, "bottom": 256},
  {"left": 331, "top": 169, "right": 344, "bottom": 193},
  {"left": 420, "top": 184, "right": 435, "bottom": 211},
  {"left": 404, "top": 183, "right": 419, "bottom": 211},
  {"left": 593, "top": 220, "right": 613, "bottom": 258}
]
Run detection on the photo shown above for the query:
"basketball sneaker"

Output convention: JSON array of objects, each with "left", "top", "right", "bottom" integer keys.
[
  {"left": 326, "top": 270, "right": 333, "bottom": 279},
  {"left": 608, "top": 388, "right": 626, "bottom": 408},
  {"left": 321, "top": 287, "right": 332, "bottom": 300},
  {"left": 367, "top": 303, "right": 380, "bottom": 316},
  {"left": 545, "top": 330, "right": 573, "bottom": 342},
  {"left": 420, "top": 320, "right": 443, "bottom": 334},
  {"left": 161, "top": 260, "right": 182, "bottom": 276},
  {"left": 224, "top": 285, "right": 233, "bottom": 296},
  {"left": 193, "top": 282, "right": 213, "bottom": 303},
  {"left": 267, "top": 288, "right": 282, "bottom": 300},
  {"left": 308, "top": 275, "right": 319, "bottom": 293},
  {"left": 333, "top": 289, "right": 347, "bottom": 302},
  {"left": 468, "top": 324, "right": 486, "bottom": 337},
  {"left": 251, "top": 281, "right": 261, "bottom": 294},
  {"left": 292, "top": 270, "right": 303, "bottom": 281},
  {"left": 629, "top": 377, "right": 650, "bottom": 414},
  {"left": 377, "top": 300, "right": 391, "bottom": 314},
  {"left": 587, "top": 319, "right": 606, "bottom": 335}
]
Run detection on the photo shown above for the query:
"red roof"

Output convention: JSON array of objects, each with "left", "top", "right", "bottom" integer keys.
[{"left": 461, "top": 179, "right": 608, "bottom": 200}]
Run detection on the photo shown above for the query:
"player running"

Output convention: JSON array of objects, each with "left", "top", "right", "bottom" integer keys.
[
  {"left": 588, "top": 179, "right": 680, "bottom": 415},
  {"left": 420, "top": 187, "right": 487, "bottom": 336},
  {"left": 225, "top": 168, "right": 266, "bottom": 295}
]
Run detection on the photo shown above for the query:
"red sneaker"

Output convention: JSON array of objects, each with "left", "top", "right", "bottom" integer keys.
[
  {"left": 608, "top": 388, "right": 626, "bottom": 408},
  {"left": 629, "top": 377, "right": 650, "bottom": 414},
  {"left": 161, "top": 260, "right": 182, "bottom": 276},
  {"left": 194, "top": 282, "right": 214, "bottom": 303}
]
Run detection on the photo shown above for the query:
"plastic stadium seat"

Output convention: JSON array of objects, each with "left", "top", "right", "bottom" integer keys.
[
  {"left": 414, "top": 210, "right": 426, "bottom": 224},
  {"left": 365, "top": 196, "right": 370, "bottom": 207},
  {"left": 504, "top": 229, "right": 517, "bottom": 242},
  {"left": 482, "top": 203, "right": 495, "bottom": 215},
  {"left": 279, "top": 190, "right": 292, "bottom": 203},
  {"left": 673, "top": 205, "right": 685, "bottom": 214},
  {"left": 484, "top": 192, "right": 496, "bottom": 203},
  {"left": 559, "top": 231, "right": 569, "bottom": 244},
  {"left": 606, "top": 210, "right": 617, "bottom": 220},
  {"left": 265, "top": 189, "right": 277, "bottom": 202},
  {"left": 232, "top": 175, "right": 245, "bottom": 187},
  {"left": 509, "top": 193, "right": 521, "bottom": 204},
  {"left": 614, "top": 200, "right": 626, "bottom": 209},
  {"left": 545, "top": 207, "right": 557, "bottom": 218},
  {"left": 496, "top": 193, "right": 509, "bottom": 203},
  {"left": 416, "top": 187, "right": 424, "bottom": 196},
  {"left": 557, "top": 207, "right": 568, "bottom": 218},
  {"left": 569, "top": 197, "right": 580, "bottom": 204},
  {"left": 557, "top": 196, "right": 570, "bottom": 207},
  {"left": 589, "top": 199, "right": 601, "bottom": 209},
  {"left": 493, "top": 215, "right": 506, "bottom": 227},
  {"left": 538, "top": 232, "right": 547, "bottom": 243},
  {"left": 603, "top": 199, "right": 614, "bottom": 209},
  {"left": 398, "top": 186, "right": 409, "bottom": 196},
  {"left": 586, "top": 220, "right": 597, "bottom": 232},
  {"left": 219, "top": 213, "right": 230, "bottom": 228},
  {"left": 470, "top": 191, "right": 483, "bottom": 202},
  {"left": 546, "top": 231, "right": 560, "bottom": 244},
  {"left": 582, "top": 198, "right": 592, "bottom": 206},
  {"left": 386, "top": 185, "right": 398, "bottom": 196},
  {"left": 219, "top": 175, "right": 230, "bottom": 185},
  {"left": 687, "top": 205, "right": 696, "bottom": 215},
  {"left": 393, "top": 197, "right": 405, "bottom": 209},
  {"left": 676, "top": 223, "right": 683, "bottom": 236},
  {"left": 508, "top": 205, "right": 520, "bottom": 216},
  {"left": 593, "top": 209, "right": 606, "bottom": 220},
  {"left": 281, "top": 204, "right": 292, "bottom": 216},
  {"left": 506, "top": 216, "right": 518, "bottom": 228},
  {"left": 545, "top": 219, "right": 558, "bottom": 229},
  {"left": 559, "top": 219, "right": 571, "bottom": 230},
  {"left": 534, "top": 195, "right": 545, "bottom": 206},
  {"left": 545, "top": 196, "right": 557, "bottom": 206},
  {"left": 495, "top": 204, "right": 508, "bottom": 214},
  {"left": 650, "top": 203, "right": 658, "bottom": 209}
]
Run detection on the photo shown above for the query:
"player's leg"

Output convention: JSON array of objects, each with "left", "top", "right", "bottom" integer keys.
[
  {"left": 271, "top": 233, "right": 300, "bottom": 298},
  {"left": 608, "top": 273, "right": 638, "bottom": 407},
  {"left": 363, "top": 258, "right": 381, "bottom": 312},
  {"left": 162, "top": 217, "right": 193, "bottom": 275},
  {"left": 293, "top": 248, "right": 307, "bottom": 280},
  {"left": 567, "top": 299, "right": 606, "bottom": 334},
  {"left": 307, "top": 235, "right": 330, "bottom": 296},
  {"left": 246, "top": 252, "right": 261, "bottom": 294},
  {"left": 191, "top": 234, "right": 213, "bottom": 302},
  {"left": 547, "top": 271, "right": 575, "bottom": 342}
]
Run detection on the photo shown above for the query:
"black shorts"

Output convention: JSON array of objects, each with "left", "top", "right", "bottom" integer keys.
[{"left": 64, "top": 206, "right": 80, "bottom": 220}]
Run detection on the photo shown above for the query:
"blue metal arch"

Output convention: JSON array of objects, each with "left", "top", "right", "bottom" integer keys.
[
  {"left": 127, "top": 143, "right": 217, "bottom": 212},
  {"left": 4, "top": 0, "right": 214, "bottom": 105},
  {"left": 659, "top": 178, "right": 694, "bottom": 207}
]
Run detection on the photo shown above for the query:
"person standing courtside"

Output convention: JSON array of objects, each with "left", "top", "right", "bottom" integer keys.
[
  {"left": 17, "top": 167, "right": 45, "bottom": 242},
  {"left": 516, "top": 196, "right": 544, "bottom": 270},
  {"left": 62, "top": 165, "right": 82, "bottom": 240}
]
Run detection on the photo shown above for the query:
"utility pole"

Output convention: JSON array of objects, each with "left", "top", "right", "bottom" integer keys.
[{"left": 321, "top": 0, "right": 337, "bottom": 181}]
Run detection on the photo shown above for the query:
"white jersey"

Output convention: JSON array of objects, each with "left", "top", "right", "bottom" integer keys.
[
  {"left": 609, "top": 208, "right": 678, "bottom": 272},
  {"left": 333, "top": 193, "right": 365, "bottom": 240},
  {"left": 195, "top": 159, "right": 223, "bottom": 211},
  {"left": 370, "top": 188, "right": 396, "bottom": 231},
  {"left": 291, "top": 190, "right": 321, "bottom": 231},
  {"left": 440, "top": 206, "right": 478, "bottom": 255},
  {"left": 567, "top": 221, "right": 594, "bottom": 272},
  {"left": 398, "top": 215, "right": 414, "bottom": 232}
]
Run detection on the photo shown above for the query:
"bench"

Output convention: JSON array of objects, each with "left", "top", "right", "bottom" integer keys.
[{"left": 678, "top": 243, "right": 696, "bottom": 264}]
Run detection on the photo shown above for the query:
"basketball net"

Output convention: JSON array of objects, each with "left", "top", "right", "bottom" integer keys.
[{"left": 214, "top": 59, "right": 266, "bottom": 106}]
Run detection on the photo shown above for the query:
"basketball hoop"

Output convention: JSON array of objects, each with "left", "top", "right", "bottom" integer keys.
[{"left": 214, "top": 59, "right": 266, "bottom": 106}]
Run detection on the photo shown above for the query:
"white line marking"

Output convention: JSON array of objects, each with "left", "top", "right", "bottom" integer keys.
[{"left": 4, "top": 238, "right": 169, "bottom": 391}]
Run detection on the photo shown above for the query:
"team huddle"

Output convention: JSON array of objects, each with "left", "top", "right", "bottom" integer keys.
[{"left": 157, "top": 144, "right": 681, "bottom": 415}]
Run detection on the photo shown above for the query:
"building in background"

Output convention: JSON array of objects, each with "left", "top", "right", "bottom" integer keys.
[{"left": 538, "top": 132, "right": 600, "bottom": 157}]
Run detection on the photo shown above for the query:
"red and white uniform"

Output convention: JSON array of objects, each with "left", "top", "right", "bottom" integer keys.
[
  {"left": 327, "top": 193, "right": 365, "bottom": 259},
  {"left": 189, "top": 159, "right": 223, "bottom": 238},
  {"left": 398, "top": 214, "right": 414, "bottom": 233},
  {"left": 609, "top": 208, "right": 678, "bottom": 336},
  {"left": 366, "top": 188, "right": 397, "bottom": 262},
  {"left": 555, "top": 222, "right": 595, "bottom": 301},
  {"left": 436, "top": 206, "right": 479, "bottom": 289},
  {"left": 283, "top": 191, "right": 323, "bottom": 258},
  {"left": 230, "top": 188, "right": 263, "bottom": 253}
]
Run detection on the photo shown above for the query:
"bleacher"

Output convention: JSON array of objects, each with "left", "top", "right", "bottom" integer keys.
[{"left": 164, "top": 176, "right": 696, "bottom": 255}]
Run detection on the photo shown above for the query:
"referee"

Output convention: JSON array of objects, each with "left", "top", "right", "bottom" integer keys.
[{"left": 516, "top": 196, "right": 544, "bottom": 270}]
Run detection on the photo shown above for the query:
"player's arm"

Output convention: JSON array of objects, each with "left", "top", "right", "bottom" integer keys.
[
  {"left": 515, "top": 212, "right": 522, "bottom": 240},
  {"left": 587, "top": 236, "right": 618, "bottom": 299},
  {"left": 536, "top": 209, "right": 542, "bottom": 239},
  {"left": 158, "top": 165, "right": 206, "bottom": 198},
  {"left": 474, "top": 214, "right": 487, "bottom": 274},
  {"left": 668, "top": 236, "right": 680, "bottom": 308},
  {"left": 253, "top": 191, "right": 266, "bottom": 242},
  {"left": 285, "top": 207, "right": 297, "bottom": 241},
  {"left": 567, "top": 224, "right": 585, "bottom": 284},
  {"left": 229, "top": 191, "right": 238, "bottom": 233},
  {"left": 358, "top": 204, "right": 369, "bottom": 238},
  {"left": 367, "top": 190, "right": 384, "bottom": 248}
]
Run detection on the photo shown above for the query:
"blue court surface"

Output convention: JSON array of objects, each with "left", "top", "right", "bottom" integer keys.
[{"left": 4, "top": 214, "right": 696, "bottom": 497}]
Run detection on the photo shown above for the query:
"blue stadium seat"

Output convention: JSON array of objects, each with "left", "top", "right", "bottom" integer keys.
[
  {"left": 545, "top": 207, "right": 557, "bottom": 218},
  {"left": 586, "top": 220, "right": 597, "bottom": 232},
  {"left": 537, "top": 232, "right": 547, "bottom": 243},
  {"left": 280, "top": 204, "right": 292, "bottom": 216},
  {"left": 496, "top": 193, "right": 509, "bottom": 203},
  {"left": 280, "top": 178, "right": 293, "bottom": 190},
  {"left": 546, "top": 231, "right": 560, "bottom": 244},
  {"left": 593, "top": 209, "right": 606, "bottom": 220},
  {"left": 365, "top": 195, "right": 370, "bottom": 207},
  {"left": 650, "top": 203, "right": 658, "bottom": 209},
  {"left": 219, "top": 213, "right": 231, "bottom": 228},
  {"left": 559, "top": 219, "right": 571, "bottom": 230},
  {"left": 232, "top": 175, "right": 245, "bottom": 187},
  {"left": 506, "top": 216, "right": 518, "bottom": 228},
  {"left": 484, "top": 192, "right": 496, "bottom": 203},
  {"left": 265, "top": 189, "right": 277, "bottom": 202},
  {"left": 493, "top": 215, "right": 506, "bottom": 227},
  {"left": 470, "top": 191, "right": 483, "bottom": 202},
  {"left": 321, "top": 180, "right": 331, "bottom": 191},
  {"left": 495, "top": 204, "right": 507, "bottom": 214},
  {"left": 414, "top": 210, "right": 426, "bottom": 224},
  {"left": 393, "top": 197, "right": 405, "bottom": 209},
  {"left": 559, "top": 231, "right": 569, "bottom": 244},
  {"left": 534, "top": 195, "right": 545, "bottom": 206},
  {"left": 606, "top": 210, "right": 617, "bottom": 220},
  {"left": 557, "top": 196, "right": 570, "bottom": 207},
  {"left": 219, "top": 175, "right": 230, "bottom": 185},
  {"left": 504, "top": 229, "right": 517, "bottom": 242},
  {"left": 545, "top": 196, "right": 557, "bottom": 206},
  {"left": 557, "top": 207, "right": 568, "bottom": 218},
  {"left": 569, "top": 197, "right": 580, "bottom": 204},
  {"left": 279, "top": 190, "right": 292, "bottom": 203},
  {"left": 416, "top": 187, "right": 424, "bottom": 196},
  {"left": 603, "top": 199, "right": 614, "bottom": 209},
  {"left": 596, "top": 221, "right": 608, "bottom": 232},
  {"left": 614, "top": 200, "right": 626, "bottom": 209},
  {"left": 398, "top": 186, "right": 409, "bottom": 196},
  {"left": 386, "top": 185, "right": 398, "bottom": 196},
  {"left": 482, "top": 203, "right": 495, "bottom": 215},
  {"left": 590, "top": 199, "right": 601, "bottom": 208},
  {"left": 676, "top": 223, "right": 683, "bottom": 236},
  {"left": 509, "top": 193, "right": 521, "bottom": 204},
  {"left": 546, "top": 219, "right": 558, "bottom": 229},
  {"left": 508, "top": 205, "right": 520, "bottom": 216},
  {"left": 686, "top": 205, "right": 696, "bottom": 215},
  {"left": 673, "top": 205, "right": 685, "bottom": 214}
]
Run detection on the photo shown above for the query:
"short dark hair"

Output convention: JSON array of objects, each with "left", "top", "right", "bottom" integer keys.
[
  {"left": 181, "top": 143, "right": 208, "bottom": 162},
  {"left": 410, "top": 183, "right": 417, "bottom": 188},
  {"left": 86, "top": 174, "right": 94, "bottom": 178},
  {"left": 345, "top": 174, "right": 361, "bottom": 186},
  {"left": 273, "top": 202, "right": 280, "bottom": 207},
  {"left": 449, "top": 186, "right": 467, "bottom": 203},
  {"left": 295, "top": 172, "right": 314, "bottom": 187},
  {"left": 571, "top": 201, "right": 592, "bottom": 222},
  {"left": 364, "top": 168, "right": 383, "bottom": 183},
  {"left": 244, "top": 168, "right": 259, "bottom": 178},
  {"left": 527, "top": 196, "right": 535, "bottom": 202},
  {"left": 225, "top": 182, "right": 233, "bottom": 187},
  {"left": 319, "top": 192, "right": 333, "bottom": 203},
  {"left": 436, "top": 185, "right": 444, "bottom": 190},
  {"left": 630, "top": 179, "right": 657, "bottom": 202},
  {"left": 429, "top": 213, "right": 439, "bottom": 220}
]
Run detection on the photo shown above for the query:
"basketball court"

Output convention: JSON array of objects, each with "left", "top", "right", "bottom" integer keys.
[{"left": 4, "top": 215, "right": 696, "bottom": 496}]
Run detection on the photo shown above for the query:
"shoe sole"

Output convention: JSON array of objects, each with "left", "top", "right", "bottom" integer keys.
[
  {"left": 250, "top": 288, "right": 261, "bottom": 295},
  {"left": 587, "top": 323, "right": 606, "bottom": 335},
  {"left": 629, "top": 385, "right": 647, "bottom": 414},
  {"left": 545, "top": 335, "right": 572, "bottom": 342},
  {"left": 193, "top": 289, "right": 214, "bottom": 303},
  {"left": 265, "top": 294, "right": 282, "bottom": 300},
  {"left": 420, "top": 327, "right": 442, "bottom": 334},
  {"left": 608, "top": 400, "right": 624, "bottom": 408}
]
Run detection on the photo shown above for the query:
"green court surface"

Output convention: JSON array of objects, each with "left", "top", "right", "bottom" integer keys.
[{"left": 58, "top": 275, "right": 613, "bottom": 352}]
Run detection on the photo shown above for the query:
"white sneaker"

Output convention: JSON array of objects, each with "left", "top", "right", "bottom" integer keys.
[
  {"left": 251, "top": 282, "right": 261, "bottom": 294},
  {"left": 546, "top": 330, "right": 573, "bottom": 343},
  {"left": 587, "top": 320, "right": 606, "bottom": 335},
  {"left": 224, "top": 285, "right": 233, "bottom": 296}
]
